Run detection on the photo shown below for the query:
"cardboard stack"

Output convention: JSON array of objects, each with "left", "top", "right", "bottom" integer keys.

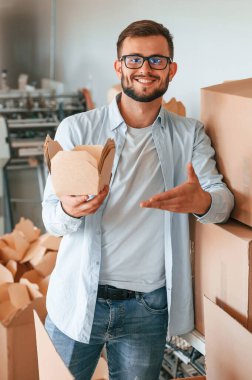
[
  {"left": 193, "top": 219, "right": 252, "bottom": 336},
  {"left": 0, "top": 217, "right": 61, "bottom": 380},
  {"left": 191, "top": 78, "right": 252, "bottom": 378},
  {"left": 201, "top": 78, "right": 252, "bottom": 227}
]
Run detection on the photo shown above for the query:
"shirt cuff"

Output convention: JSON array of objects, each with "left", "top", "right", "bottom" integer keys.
[
  {"left": 56, "top": 201, "right": 84, "bottom": 227},
  {"left": 193, "top": 190, "right": 230, "bottom": 224}
]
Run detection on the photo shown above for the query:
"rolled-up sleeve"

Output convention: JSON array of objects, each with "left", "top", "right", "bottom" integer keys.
[
  {"left": 42, "top": 176, "right": 84, "bottom": 236},
  {"left": 42, "top": 116, "right": 84, "bottom": 236},
  {"left": 192, "top": 121, "right": 234, "bottom": 224}
]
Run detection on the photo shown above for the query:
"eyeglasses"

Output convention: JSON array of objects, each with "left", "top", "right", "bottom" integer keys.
[{"left": 120, "top": 55, "right": 173, "bottom": 70}]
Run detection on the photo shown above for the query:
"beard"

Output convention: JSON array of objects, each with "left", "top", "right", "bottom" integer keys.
[{"left": 121, "top": 72, "right": 170, "bottom": 103}]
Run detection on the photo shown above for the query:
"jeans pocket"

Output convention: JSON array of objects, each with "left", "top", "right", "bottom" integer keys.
[{"left": 138, "top": 287, "right": 168, "bottom": 314}]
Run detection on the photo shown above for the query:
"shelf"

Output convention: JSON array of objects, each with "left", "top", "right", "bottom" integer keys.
[{"left": 181, "top": 330, "right": 205, "bottom": 355}]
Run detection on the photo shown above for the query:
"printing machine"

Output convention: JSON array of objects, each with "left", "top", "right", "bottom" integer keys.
[{"left": 0, "top": 89, "right": 87, "bottom": 232}]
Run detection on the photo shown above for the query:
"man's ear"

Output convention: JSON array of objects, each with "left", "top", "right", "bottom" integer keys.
[
  {"left": 114, "top": 60, "right": 122, "bottom": 80},
  {"left": 169, "top": 62, "right": 178, "bottom": 82}
]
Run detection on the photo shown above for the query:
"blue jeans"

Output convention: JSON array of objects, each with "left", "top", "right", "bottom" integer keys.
[{"left": 45, "top": 286, "right": 168, "bottom": 380}]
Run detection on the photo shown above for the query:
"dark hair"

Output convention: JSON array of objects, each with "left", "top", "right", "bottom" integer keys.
[{"left": 117, "top": 20, "right": 174, "bottom": 59}]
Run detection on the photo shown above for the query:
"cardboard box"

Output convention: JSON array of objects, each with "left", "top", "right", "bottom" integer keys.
[
  {"left": 44, "top": 136, "right": 115, "bottom": 196},
  {"left": 193, "top": 219, "right": 252, "bottom": 336},
  {"left": 34, "top": 311, "right": 109, "bottom": 380},
  {"left": 0, "top": 218, "right": 59, "bottom": 379},
  {"left": 201, "top": 78, "right": 252, "bottom": 226},
  {"left": 0, "top": 297, "right": 46, "bottom": 380},
  {"left": 204, "top": 296, "right": 252, "bottom": 380}
]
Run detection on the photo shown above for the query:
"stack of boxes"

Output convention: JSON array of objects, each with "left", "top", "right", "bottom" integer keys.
[
  {"left": 0, "top": 218, "right": 108, "bottom": 379},
  {"left": 192, "top": 78, "right": 252, "bottom": 379},
  {"left": 0, "top": 218, "right": 61, "bottom": 380}
]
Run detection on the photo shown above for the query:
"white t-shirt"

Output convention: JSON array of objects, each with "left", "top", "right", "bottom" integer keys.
[{"left": 100, "top": 125, "right": 165, "bottom": 292}]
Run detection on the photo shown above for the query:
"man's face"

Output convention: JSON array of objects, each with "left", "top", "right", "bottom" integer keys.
[{"left": 115, "top": 35, "right": 177, "bottom": 103}]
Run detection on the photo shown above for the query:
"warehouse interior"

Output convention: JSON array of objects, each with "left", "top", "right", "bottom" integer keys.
[{"left": 0, "top": 1, "right": 252, "bottom": 379}]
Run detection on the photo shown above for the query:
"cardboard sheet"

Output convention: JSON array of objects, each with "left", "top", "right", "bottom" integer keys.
[
  {"left": 34, "top": 311, "right": 109, "bottom": 380},
  {"left": 38, "top": 233, "right": 61, "bottom": 251},
  {"left": 20, "top": 241, "right": 46, "bottom": 265},
  {"left": 1, "top": 231, "right": 29, "bottom": 262},
  {"left": 14, "top": 218, "right": 40, "bottom": 243},
  {"left": 34, "top": 311, "right": 74, "bottom": 380},
  {"left": 34, "top": 251, "right": 57, "bottom": 277},
  {"left": 204, "top": 296, "right": 252, "bottom": 380},
  {"left": 0, "top": 263, "right": 14, "bottom": 284}
]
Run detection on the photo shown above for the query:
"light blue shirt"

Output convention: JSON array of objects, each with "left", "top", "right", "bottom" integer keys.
[{"left": 42, "top": 95, "right": 234, "bottom": 343}]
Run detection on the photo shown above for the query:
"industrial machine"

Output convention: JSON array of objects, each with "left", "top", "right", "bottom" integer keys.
[{"left": 0, "top": 89, "right": 87, "bottom": 232}]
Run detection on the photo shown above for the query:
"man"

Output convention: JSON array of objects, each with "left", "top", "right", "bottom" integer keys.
[{"left": 43, "top": 20, "right": 234, "bottom": 380}]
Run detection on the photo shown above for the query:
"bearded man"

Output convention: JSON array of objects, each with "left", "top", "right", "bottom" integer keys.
[{"left": 43, "top": 20, "right": 234, "bottom": 380}]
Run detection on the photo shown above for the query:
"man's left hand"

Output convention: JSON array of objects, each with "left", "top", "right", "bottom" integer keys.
[{"left": 140, "top": 163, "right": 212, "bottom": 215}]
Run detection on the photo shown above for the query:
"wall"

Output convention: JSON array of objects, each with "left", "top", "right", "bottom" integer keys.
[
  {"left": 1, "top": 0, "right": 252, "bottom": 116},
  {"left": 55, "top": 0, "right": 252, "bottom": 118},
  {"left": 0, "top": 0, "right": 51, "bottom": 88}
]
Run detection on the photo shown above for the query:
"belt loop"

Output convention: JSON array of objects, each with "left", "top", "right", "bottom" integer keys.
[{"left": 105, "top": 285, "right": 108, "bottom": 299}]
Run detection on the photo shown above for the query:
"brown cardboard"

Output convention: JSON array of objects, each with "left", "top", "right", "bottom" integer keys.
[
  {"left": 0, "top": 281, "right": 39, "bottom": 325},
  {"left": 38, "top": 233, "right": 61, "bottom": 251},
  {"left": 38, "top": 275, "right": 50, "bottom": 295},
  {"left": 204, "top": 296, "right": 252, "bottom": 380},
  {"left": 173, "top": 377, "right": 205, "bottom": 380},
  {"left": 20, "top": 241, "right": 46, "bottom": 265},
  {"left": 5, "top": 260, "right": 17, "bottom": 278},
  {"left": 14, "top": 262, "right": 32, "bottom": 282},
  {"left": 8, "top": 283, "right": 31, "bottom": 310},
  {"left": 92, "top": 357, "right": 109, "bottom": 379},
  {"left": 34, "top": 311, "right": 109, "bottom": 380},
  {"left": 162, "top": 97, "right": 186, "bottom": 116},
  {"left": 0, "top": 301, "right": 17, "bottom": 325},
  {"left": 44, "top": 136, "right": 115, "bottom": 196},
  {"left": 0, "top": 297, "right": 46, "bottom": 380},
  {"left": 34, "top": 251, "right": 57, "bottom": 277},
  {"left": 14, "top": 217, "right": 40, "bottom": 243},
  {"left": 21, "top": 268, "right": 44, "bottom": 284},
  {"left": 0, "top": 231, "right": 30, "bottom": 262},
  {"left": 0, "top": 263, "right": 14, "bottom": 284},
  {"left": 20, "top": 278, "right": 43, "bottom": 300},
  {"left": 0, "top": 220, "right": 59, "bottom": 379},
  {"left": 201, "top": 78, "right": 252, "bottom": 226},
  {"left": 193, "top": 218, "right": 252, "bottom": 335},
  {"left": 33, "top": 311, "right": 74, "bottom": 380},
  {"left": 0, "top": 219, "right": 60, "bottom": 379}
]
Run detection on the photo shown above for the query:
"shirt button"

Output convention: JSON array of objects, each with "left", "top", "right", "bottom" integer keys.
[
  {"left": 96, "top": 230, "right": 101, "bottom": 235},
  {"left": 96, "top": 261, "right": 99, "bottom": 265}
]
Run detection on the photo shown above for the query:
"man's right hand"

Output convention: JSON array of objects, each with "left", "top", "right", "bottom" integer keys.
[{"left": 59, "top": 185, "right": 109, "bottom": 218}]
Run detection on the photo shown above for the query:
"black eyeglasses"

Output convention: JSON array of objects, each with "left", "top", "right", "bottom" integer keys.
[{"left": 120, "top": 55, "right": 173, "bottom": 70}]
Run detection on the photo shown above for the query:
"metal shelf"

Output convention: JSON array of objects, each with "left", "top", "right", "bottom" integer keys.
[{"left": 181, "top": 330, "right": 205, "bottom": 356}]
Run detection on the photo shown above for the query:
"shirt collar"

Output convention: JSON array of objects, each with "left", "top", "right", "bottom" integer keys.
[
  {"left": 156, "top": 106, "right": 166, "bottom": 129},
  {"left": 108, "top": 93, "right": 125, "bottom": 131},
  {"left": 108, "top": 93, "right": 166, "bottom": 130}
]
